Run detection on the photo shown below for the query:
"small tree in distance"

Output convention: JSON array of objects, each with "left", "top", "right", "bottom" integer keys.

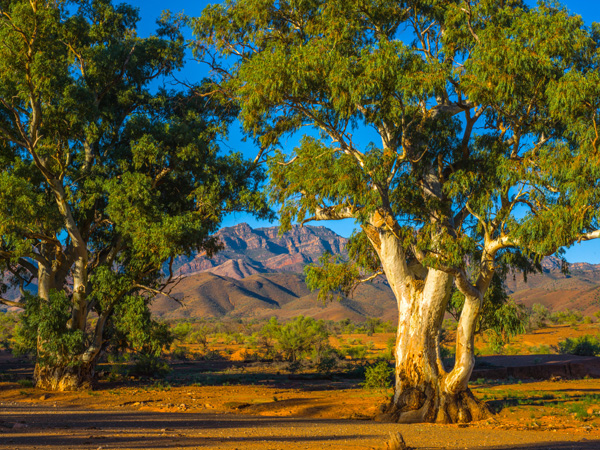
[{"left": 192, "top": 0, "right": 600, "bottom": 423}]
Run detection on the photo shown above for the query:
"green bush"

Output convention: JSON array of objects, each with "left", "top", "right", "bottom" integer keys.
[
  {"left": 362, "top": 360, "right": 393, "bottom": 391},
  {"left": 558, "top": 335, "right": 600, "bottom": 356},
  {"left": 550, "top": 309, "right": 583, "bottom": 325},
  {"left": 17, "top": 378, "right": 33, "bottom": 388},
  {"left": 171, "top": 322, "right": 193, "bottom": 342},
  {"left": 345, "top": 344, "right": 368, "bottom": 360},
  {"left": 529, "top": 304, "right": 550, "bottom": 329},
  {"left": 442, "top": 318, "right": 458, "bottom": 331},
  {"left": 262, "top": 316, "right": 329, "bottom": 362},
  {"left": 170, "top": 346, "right": 188, "bottom": 361},
  {"left": 129, "top": 354, "right": 172, "bottom": 378},
  {"left": 528, "top": 344, "right": 552, "bottom": 354},
  {"left": 439, "top": 345, "right": 455, "bottom": 359},
  {"left": 0, "top": 312, "right": 18, "bottom": 351}
]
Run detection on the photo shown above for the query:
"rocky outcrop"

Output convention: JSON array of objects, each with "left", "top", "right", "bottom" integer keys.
[{"left": 173, "top": 223, "right": 348, "bottom": 278}]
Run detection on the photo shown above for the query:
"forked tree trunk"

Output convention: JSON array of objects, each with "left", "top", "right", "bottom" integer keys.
[{"left": 368, "top": 227, "right": 490, "bottom": 424}]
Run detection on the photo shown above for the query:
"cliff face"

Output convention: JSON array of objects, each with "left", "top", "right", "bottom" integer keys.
[{"left": 173, "top": 223, "right": 348, "bottom": 279}]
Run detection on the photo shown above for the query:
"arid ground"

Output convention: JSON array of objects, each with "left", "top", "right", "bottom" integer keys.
[{"left": 4, "top": 325, "right": 600, "bottom": 449}]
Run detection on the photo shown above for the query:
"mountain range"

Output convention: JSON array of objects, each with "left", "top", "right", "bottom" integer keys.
[
  {"left": 4, "top": 222, "right": 600, "bottom": 321},
  {"left": 152, "top": 223, "right": 397, "bottom": 322},
  {"left": 152, "top": 223, "right": 600, "bottom": 322}
]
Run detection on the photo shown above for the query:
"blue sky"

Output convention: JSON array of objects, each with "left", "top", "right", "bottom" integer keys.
[{"left": 127, "top": 0, "right": 600, "bottom": 263}]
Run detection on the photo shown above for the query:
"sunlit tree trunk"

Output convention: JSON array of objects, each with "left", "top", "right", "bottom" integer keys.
[{"left": 369, "top": 228, "right": 490, "bottom": 423}]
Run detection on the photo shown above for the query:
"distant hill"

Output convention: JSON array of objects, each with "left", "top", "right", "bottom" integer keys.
[
  {"left": 153, "top": 224, "right": 600, "bottom": 322},
  {"left": 5, "top": 223, "right": 600, "bottom": 320},
  {"left": 153, "top": 223, "right": 397, "bottom": 322},
  {"left": 152, "top": 271, "right": 397, "bottom": 322},
  {"left": 171, "top": 223, "right": 348, "bottom": 278},
  {"left": 506, "top": 257, "right": 600, "bottom": 315}
]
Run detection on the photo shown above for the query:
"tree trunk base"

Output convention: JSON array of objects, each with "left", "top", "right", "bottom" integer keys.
[
  {"left": 376, "top": 387, "right": 491, "bottom": 424},
  {"left": 34, "top": 363, "right": 95, "bottom": 391}
]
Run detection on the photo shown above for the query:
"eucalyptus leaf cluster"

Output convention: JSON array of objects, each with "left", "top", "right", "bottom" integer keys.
[{"left": 0, "top": 0, "right": 271, "bottom": 388}]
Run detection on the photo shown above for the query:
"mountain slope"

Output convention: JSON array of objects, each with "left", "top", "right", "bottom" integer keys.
[
  {"left": 151, "top": 225, "right": 600, "bottom": 322},
  {"left": 172, "top": 223, "right": 348, "bottom": 278}
]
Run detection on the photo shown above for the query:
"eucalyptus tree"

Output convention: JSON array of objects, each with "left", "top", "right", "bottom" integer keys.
[
  {"left": 192, "top": 0, "right": 600, "bottom": 423},
  {"left": 0, "top": 0, "right": 270, "bottom": 390}
]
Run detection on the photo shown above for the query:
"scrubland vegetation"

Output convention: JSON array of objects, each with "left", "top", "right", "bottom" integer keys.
[{"left": 5, "top": 302, "right": 600, "bottom": 390}]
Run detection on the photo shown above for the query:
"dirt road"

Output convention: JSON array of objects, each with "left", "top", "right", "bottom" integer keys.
[{"left": 1, "top": 402, "right": 599, "bottom": 450}]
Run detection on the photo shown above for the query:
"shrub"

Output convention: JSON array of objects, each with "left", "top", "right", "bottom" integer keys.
[
  {"left": 362, "top": 360, "right": 393, "bottom": 391},
  {"left": 171, "top": 322, "right": 193, "bottom": 342},
  {"left": 170, "top": 346, "right": 188, "bottom": 361},
  {"left": 442, "top": 318, "right": 458, "bottom": 331},
  {"left": 529, "top": 304, "right": 550, "bottom": 329},
  {"left": 315, "top": 352, "right": 339, "bottom": 373},
  {"left": 528, "top": 344, "right": 552, "bottom": 354},
  {"left": 383, "top": 337, "right": 396, "bottom": 360},
  {"left": 189, "top": 326, "right": 210, "bottom": 350},
  {"left": 485, "top": 331, "right": 505, "bottom": 355},
  {"left": 17, "top": 378, "right": 34, "bottom": 388},
  {"left": 129, "top": 354, "right": 172, "bottom": 378},
  {"left": 439, "top": 345, "right": 455, "bottom": 359},
  {"left": 263, "top": 316, "right": 329, "bottom": 362},
  {"left": 550, "top": 309, "right": 583, "bottom": 325},
  {"left": 558, "top": 335, "right": 600, "bottom": 356},
  {"left": 0, "top": 312, "right": 18, "bottom": 351},
  {"left": 345, "top": 344, "right": 368, "bottom": 360}
]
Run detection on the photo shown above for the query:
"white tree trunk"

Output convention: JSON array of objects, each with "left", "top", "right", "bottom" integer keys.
[{"left": 369, "top": 228, "right": 490, "bottom": 423}]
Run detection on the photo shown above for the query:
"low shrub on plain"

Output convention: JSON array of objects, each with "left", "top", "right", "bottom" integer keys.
[
  {"left": 558, "top": 335, "right": 600, "bottom": 356},
  {"left": 362, "top": 360, "right": 393, "bottom": 391}
]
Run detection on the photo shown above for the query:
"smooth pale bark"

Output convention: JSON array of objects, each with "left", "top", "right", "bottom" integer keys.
[{"left": 367, "top": 227, "right": 490, "bottom": 424}]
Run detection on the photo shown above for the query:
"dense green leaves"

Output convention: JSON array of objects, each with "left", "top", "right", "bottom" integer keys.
[
  {"left": 0, "top": 0, "right": 270, "bottom": 386},
  {"left": 193, "top": 0, "right": 600, "bottom": 296},
  {"left": 15, "top": 291, "right": 84, "bottom": 367}
]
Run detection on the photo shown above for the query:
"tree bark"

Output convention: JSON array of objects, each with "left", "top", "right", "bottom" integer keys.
[
  {"left": 369, "top": 228, "right": 490, "bottom": 424},
  {"left": 34, "top": 359, "right": 97, "bottom": 391}
]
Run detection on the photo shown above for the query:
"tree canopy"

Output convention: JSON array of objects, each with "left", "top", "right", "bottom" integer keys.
[
  {"left": 0, "top": 0, "right": 270, "bottom": 389},
  {"left": 192, "top": 0, "right": 600, "bottom": 423}
]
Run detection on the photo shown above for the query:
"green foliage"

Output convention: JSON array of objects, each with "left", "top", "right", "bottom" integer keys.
[
  {"left": 17, "top": 379, "right": 34, "bottom": 388},
  {"left": 190, "top": 2, "right": 600, "bottom": 387},
  {"left": 529, "top": 304, "right": 550, "bottom": 329},
  {"left": 558, "top": 335, "right": 600, "bottom": 356},
  {"left": 528, "top": 344, "right": 552, "bottom": 355},
  {"left": 129, "top": 354, "right": 172, "bottom": 379},
  {"left": 0, "top": 312, "right": 18, "bottom": 350},
  {"left": 109, "top": 295, "right": 173, "bottom": 359},
  {"left": 262, "top": 316, "right": 330, "bottom": 362},
  {"left": 14, "top": 292, "right": 84, "bottom": 366},
  {"left": 305, "top": 253, "right": 361, "bottom": 302},
  {"left": 0, "top": 0, "right": 270, "bottom": 383},
  {"left": 550, "top": 309, "right": 583, "bottom": 325},
  {"left": 450, "top": 274, "right": 527, "bottom": 343},
  {"left": 172, "top": 323, "right": 193, "bottom": 343},
  {"left": 362, "top": 361, "right": 394, "bottom": 392}
]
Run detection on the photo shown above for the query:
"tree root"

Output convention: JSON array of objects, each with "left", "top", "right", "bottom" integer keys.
[{"left": 377, "top": 387, "right": 491, "bottom": 424}]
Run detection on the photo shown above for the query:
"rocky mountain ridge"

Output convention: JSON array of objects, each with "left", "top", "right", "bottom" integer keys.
[
  {"left": 172, "top": 223, "right": 348, "bottom": 279},
  {"left": 155, "top": 224, "right": 600, "bottom": 321}
]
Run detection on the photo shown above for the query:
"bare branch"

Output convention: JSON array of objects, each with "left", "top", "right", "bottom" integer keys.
[
  {"left": 301, "top": 205, "right": 357, "bottom": 225},
  {"left": 0, "top": 296, "right": 24, "bottom": 308},
  {"left": 133, "top": 283, "right": 185, "bottom": 307}
]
